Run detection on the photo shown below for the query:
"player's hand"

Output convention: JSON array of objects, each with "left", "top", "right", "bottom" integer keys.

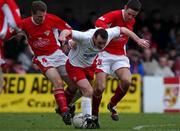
[
  {"left": 68, "top": 39, "right": 76, "bottom": 49},
  {"left": 137, "top": 39, "right": 150, "bottom": 48},
  {"left": 58, "top": 36, "right": 67, "bottom": 43}
]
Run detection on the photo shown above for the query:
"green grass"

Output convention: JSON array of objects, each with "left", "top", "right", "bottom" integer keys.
[{"left": 0, "top": 113, "right": 180, "bottom": 131}]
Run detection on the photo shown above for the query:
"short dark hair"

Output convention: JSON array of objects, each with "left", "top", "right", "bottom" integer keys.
[
  {"left": 31, "top": 0, "right": 47, "bottom": 14},
  {"left": 126, "top": 0, "right": 142, "bottom": 11},
  {"left": 94, "top": 29, "right": 108, "bottom": 41}
]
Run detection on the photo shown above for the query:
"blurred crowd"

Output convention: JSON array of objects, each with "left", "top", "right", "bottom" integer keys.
[{"left": 1, "top": 8, "right": 180, "bottom": 77}]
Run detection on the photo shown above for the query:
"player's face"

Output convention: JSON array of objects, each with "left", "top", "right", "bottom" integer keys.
[
  {"left": 124, "top": 8, "right": 139, "bottom": 22},
  {"left": 93, "top": 35, "right": 107, "bottom": 50},
  {"left": 32, "top": 11, "right": 46, "bottom": 25}
]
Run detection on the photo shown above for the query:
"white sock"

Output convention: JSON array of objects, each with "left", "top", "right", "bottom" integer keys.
[{"left": 81, "top": 96, "right": 92, "bottom": 118}]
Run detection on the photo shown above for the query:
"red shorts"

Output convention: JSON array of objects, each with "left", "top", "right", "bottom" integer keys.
[{"left": 66, "top": 60, "right": 96, "bottom": 83}]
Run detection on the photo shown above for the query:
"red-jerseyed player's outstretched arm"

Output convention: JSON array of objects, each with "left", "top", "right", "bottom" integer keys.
[{"left": 120, "top": 27, "right": 150, "bottom": 48}]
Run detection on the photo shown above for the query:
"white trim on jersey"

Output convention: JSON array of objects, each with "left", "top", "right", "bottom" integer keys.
[
  {"left": 124, "top": 44, "right": 127, "bottom": 55},
  {"left": 53, "top": 28, "right": 61, "bottom": 47},
  {"left": 2, "top": 4, "right": 19, "bottom": 31}
]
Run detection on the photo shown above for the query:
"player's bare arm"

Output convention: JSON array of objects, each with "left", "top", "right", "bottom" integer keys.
[
  {"left": 120, "top": 27, "right": 150, "bottom": 48},
  {"left": 59, "top": 29, "right": 72, "bottom": 42},
  {"left": 59, "top": 29, "right": 77, "bottom": 49}
]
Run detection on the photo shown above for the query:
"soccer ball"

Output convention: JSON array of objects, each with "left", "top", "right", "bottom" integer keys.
[{"left": 72, "top": 113, "right": 86, "bottom": 128}]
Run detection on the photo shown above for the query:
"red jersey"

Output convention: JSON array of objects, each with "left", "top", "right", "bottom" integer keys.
[
  {"left": 18, "top": 13, "right": 71, "bottom": 56},
  {"left": 0, "top": 0, "right": 21, "bottom": 39},
  {"left": 95, "top": 10, "right": 135, "bottom": 55}
]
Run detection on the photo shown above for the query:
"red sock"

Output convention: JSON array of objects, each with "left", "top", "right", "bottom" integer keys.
[
  {"left": 92, "top": 94, "right": 102, "bottom": 117},
  {"left": 54, "top": 88, "right": 68, "bottom": 114},
  {"left": 110, "top": 85, "right": 126, "bottom": 107},
  {"left": 65, "top": 87, "right": 74, "bottom": 105}
]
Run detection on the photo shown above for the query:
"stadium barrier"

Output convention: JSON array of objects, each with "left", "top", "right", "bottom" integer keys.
[
  {"left": 0, "top": 74, "right": 141, "bottom": 113},
  {"left": 143, "top": 76, "right": 180, "bottom": 113}
]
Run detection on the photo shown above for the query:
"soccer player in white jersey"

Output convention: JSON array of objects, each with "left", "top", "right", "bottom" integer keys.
[{"left": 59, "top": 26, "right": 149, "bottom": 128}]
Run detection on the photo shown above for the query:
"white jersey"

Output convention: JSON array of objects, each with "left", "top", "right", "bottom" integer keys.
[{"left": 68, "top": 26, "right": 120, "bottom": 68}]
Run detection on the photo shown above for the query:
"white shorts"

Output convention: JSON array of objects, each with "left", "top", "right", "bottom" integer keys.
[
  {"left": 33, "top": 49, "right": 68, "bottom": 74},
  {"left": 96, "top": 51, "right": 130, "bottom": 76}
]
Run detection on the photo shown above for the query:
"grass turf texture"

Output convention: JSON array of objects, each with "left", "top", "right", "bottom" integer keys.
[{"left": 0, "top": 113, "right": 180, "bottom": 131}]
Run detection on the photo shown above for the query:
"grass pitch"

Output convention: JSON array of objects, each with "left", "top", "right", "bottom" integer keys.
[{"left": 0, "top": 113, "right": 180, "bottom": 131}]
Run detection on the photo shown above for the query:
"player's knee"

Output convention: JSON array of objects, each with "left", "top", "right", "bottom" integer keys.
[
  {"left": 86, "top": 87, "right": 93, "bottom": 97},
  {"left": 53, "top": 79, "right": 64, "bottom": 89},
  {"left": 81, "top": 87, "right": 93, "bottom": 97},
  {"left": 121, "top": 78, "right": 131, "bottom": 86},
  {"left": 94, "top": 86, "right": 105, "bottom": 97},
  {"left": 120, "top": 78, "right": 131, "bottom": 93},
  {"left": 96, "top": 80, "right": 106, "bottom": 91}
]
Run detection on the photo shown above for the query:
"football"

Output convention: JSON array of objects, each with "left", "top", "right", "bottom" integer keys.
[{"left": 72, "top": 113, "right": 86, "bottom": 128}]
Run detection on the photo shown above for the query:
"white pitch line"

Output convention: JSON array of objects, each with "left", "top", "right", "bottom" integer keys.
[
  {"left": 133, "top": 124, "right": 177, "bottom": 130},
  {"left": 133, "top": 125, "right": 149, "bottom": 130}
]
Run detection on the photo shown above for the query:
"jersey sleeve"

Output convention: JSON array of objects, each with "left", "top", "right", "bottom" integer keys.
[
  {"left": 71, "top": 30, "right": 87, "bottom": 43},
  {"left": 17, "top": 19, "right": 25, "bottom": 32},
  {"left": 51, "top": 14, "right": 72, "bottom": 30},
  {"left": 95, "top": 11, "right": 117, "bottom": 28},
  {"left": 106, "top": 26, "right": 121, "bottom": 44},
  {"left": 1, "top": 0, "right": 21, "bottom": 31}
]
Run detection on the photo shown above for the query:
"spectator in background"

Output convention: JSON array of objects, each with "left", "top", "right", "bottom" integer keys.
[
  {"left": 129, "top": 50, "right": 144, "bottom": 76},
  {"left": 140, "top": 26, "right": 158, "bottom": 48},
  {"left": 17, "top": 38, "right": 39, "bottom": 73},
  {"left": 168, "top": 14, "right": 180, "bottom": 44},
  {"left": 142, "top": 48, "right": 158, "bottom": 76},
  {"left": 167, "top": 58, "right": 175, "bottom": 72},
  {"left": 153, "top": 55, "right": 174, "bottom": 77},
  {"left": 62, "top": 8, "right": 81, "bottom": 30},
  {"left": 2, "top": 37, "right": 26, "bottom": 74},
  {"left": 167, "top": 45, "right": 177, "bottom": 60},
  {"left": 134, "top": 9, "right": 148, "bottom": 33},
  {"left": 173, "top": 56, "right": 180, "bottom": 76},
  {"left": 175, "top": 29, "right": 180, "bottom": 55},
  {"left": 149, "top": 9, "right": 168, "bottom": 53}
]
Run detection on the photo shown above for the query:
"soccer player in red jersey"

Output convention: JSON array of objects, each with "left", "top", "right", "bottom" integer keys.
[
  {"left": 16, "top": 1, "right": 76, "bottom": 125},
  {"left": 0, "top": 0, "right": 21, "bottom": 39},
  {"left": 0, "top": 0, "right": 21, "bottom": 93},
  {"left": 92, "top": 0, "right": 148, "bottom": 125}
]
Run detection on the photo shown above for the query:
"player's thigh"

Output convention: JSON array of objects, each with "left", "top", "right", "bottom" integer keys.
[
  {"left": 61, "top": 75, "right": 78, "bottom": 92},
  {"left": 95, "top": 72, "right": 107, "bottom": 90},
  {"left": 115, "top": 67, "right": 132, "bottom": 83},
  {"left": 76, "top": 79, "right": 93, "bottom": 97},
  {"left": 57, "top": 65, "right": 67, "bottom": 76},
  {"left": 45, "top": 68, "right": 63, "bottom": 87}
]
